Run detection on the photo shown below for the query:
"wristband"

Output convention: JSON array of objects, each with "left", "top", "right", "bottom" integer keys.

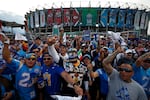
[{"left": 4, "top": 39, "right": 10, "bottom": 44}]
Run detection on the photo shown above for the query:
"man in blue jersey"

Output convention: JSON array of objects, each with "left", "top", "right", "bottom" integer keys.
[
  {"left": 132, "top": 52, "right": 150, "bottom": 99},
  {"left": 39, "top": 52, "right": 83, "bottom": 100},
  {"left": 2, "top": 36, "right": 41, "bottom": 100}
]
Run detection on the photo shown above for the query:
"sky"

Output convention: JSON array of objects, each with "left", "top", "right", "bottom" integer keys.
[
  {"left": 0, "top": 0, "right": 149, "bottom": 24},
  {"left": 0, "top": 0, "right": 149, "bottom": 16}
]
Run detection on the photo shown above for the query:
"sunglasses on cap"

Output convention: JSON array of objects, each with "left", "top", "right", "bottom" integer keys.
[
  {"left": 43, "top": 57, "right": 52, "bottom": 61},
  {"left": 118, "top": 68, "right": 133, "bottom": 72}
]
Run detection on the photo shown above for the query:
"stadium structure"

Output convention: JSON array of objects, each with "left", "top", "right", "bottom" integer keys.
[{"left": 25, "top": 1, "right": 150, "bottom": 40}]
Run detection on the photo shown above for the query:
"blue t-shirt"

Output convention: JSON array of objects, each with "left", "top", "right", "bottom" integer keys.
[
  {"left": 132, "top": 63, "right": 150, "bottom": 97},
  {"left": 6, "top": 59, "right": 41, "bottom": 100},
  {"left": 41, "top": 63, "right": 64, "bottom": 95}
]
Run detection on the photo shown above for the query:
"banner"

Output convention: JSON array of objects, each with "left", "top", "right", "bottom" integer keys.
[
  {"left": 117, "top": 9, "right": 126, "bottom": 28},
  {"left": 54, "top": 9, "right": 62, "bottom": 25},
  {"left": 72, "top": 8, "right": 80, "bottom": 26},
  {"left": 15, "top": 33, "right": 27, "bottom": 41},
  {"left": 140, "top": 12, "right": 146, "bottom": 29},
  {"left": 27, "top": 15, "right": 31, "bottom": 29},
  {"left": 100, "top": 8, "right": 109, "bottom": 27},
  {"left": 30, "top": 13, "right": 34, "bottom": 28},
  {"left": 82, "top": 30, "right": 91, "bottom": 41},
  {"left": 147, "top": 21, "right": 150, "bottom": 36},
  {"left": 109, "top": 8, "right": 118, "bottom": 27},
  {"left": 125, "top": 9, "right": 135, "bottom": 29},
  {"left": 47, "top": 9, "right": 54, "bottom": 26},
  {"left": 82, "top": 8, "right": 97, "bottom": 26},
  {"left": 63, "top": 8, "right": 71, "bottom": 26},
  {"left": 134, "top": 11, "right": 141, "bottom": 30},
  {"left": 40, "top": 10, "right": 46, "bottom": 27},
  {"left": 34, "top": 11, "right": 39, "bottom": 28},
  {"left": 144, "top": 14, "right": 149, "bottom": 29}
]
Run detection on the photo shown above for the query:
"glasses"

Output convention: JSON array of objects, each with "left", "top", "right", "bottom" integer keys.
[
  {"left": 27, "top": 58, "right": 36, "bottom": 61},
  {"left": 118, "top": 68, "right": 133, "bottom": 72},
  {"left": 43, "top": 58, "right": 51, "bottom": 61}
]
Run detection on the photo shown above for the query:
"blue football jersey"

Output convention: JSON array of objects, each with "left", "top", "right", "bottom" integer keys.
[
  {"left": 6, "top": 59, "right": 41, "bottom": 100},
  {"left": 132, "top": 63, "right": 150, "bottom": 97},
  {"left": 41, "top": 63, "right": 64, "bottom": 95}
]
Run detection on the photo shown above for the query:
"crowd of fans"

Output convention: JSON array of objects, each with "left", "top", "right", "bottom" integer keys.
[{"left": 0, "top": 27, "right": 150, "bottom": 100}]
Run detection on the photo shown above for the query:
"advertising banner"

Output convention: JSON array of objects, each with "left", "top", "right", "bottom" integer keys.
[
  {"left": 140, "top": 12, "right": 146, "bottom": 29},
  {"left": 134, "top": 11, "right": 141, "bottom": 30},
  {"left": 40, "top": 10, "right": 46, "bottom": 27},
  {"left": 100, "top": 8, "right": 109, "bottom": 27},
  {"left": 109, "top": 8, "right": 118, "bottom": 27},
  {"left": 47, "top": 9, "right": 54, "bottom": 26},
  {"left": 117, "top": 9, "right": 126, "bottom": 28},
  {"left": 82, "top": 8, "right": 97, "bottom": 26},
  {"left": 148, "top": 21, "right": 150, "bottom": 36},
  {"left": 72, "top": 8, "right": 80, "bottom": 26},
  {"left": 30, "top": 13, "right": 34, "bottom": 28},
  {"left": 27, "top": 15, "right": 31, "bottom": 29},
  {"left": 34, "top": 11, "right": 39, "bottom": 28},
  {"left": 54, "top": 9, "right": 62, "bottom": 25},
  {"left": 63, "top": 8, "right": 71, "bottom": 26},
  {"left": 144, "top": 14, "right": 149, "bottom": 29},
  {"left": 125, "top": 9, "right": 135, "bottom": 29}
]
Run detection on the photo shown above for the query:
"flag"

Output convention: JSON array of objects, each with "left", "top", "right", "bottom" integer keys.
[
  {"left": 63, "top": 32, "right": 66, "bottom": 43},
  {"left": 15, "top": 33, "right": 27, "bottom": 41},
  {"left": 77, "top": 49, "right": 82, "bottom": 60}
]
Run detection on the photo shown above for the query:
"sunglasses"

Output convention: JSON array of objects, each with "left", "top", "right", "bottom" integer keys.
[
  {"left": 118, "top": 68, "right": 133, "bottom": 72},
  {"left": 27, "top": 58, "right": 36, "bottom": 61},
  {"left": 43, "top": 58, "right": 51, "bottom": 61}
]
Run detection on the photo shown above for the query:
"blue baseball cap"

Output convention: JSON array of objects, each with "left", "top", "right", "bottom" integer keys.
[{"left": 25, "top": 53, "right": 36, "bottom": 59}]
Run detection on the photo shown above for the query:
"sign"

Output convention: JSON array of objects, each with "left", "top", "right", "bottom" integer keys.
[
  {"left": 82, "top": 30, "right": 91, "bottom": 41},
  {"left": 52, "top": 25, "right": 59, "bottom": 36}
]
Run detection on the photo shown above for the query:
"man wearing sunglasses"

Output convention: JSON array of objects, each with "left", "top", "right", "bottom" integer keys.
[
  {"left": 39, "top": 52, "right": 83, "bottom": 100},
  {"left": 2, "top": 36, "right": 41, "bottom": 100},
  {"left": 132, "top": 52, "right": 150, "bottom": 99},
  {"left": 103, "top": 47, "right": 147, "bottom": 100}
]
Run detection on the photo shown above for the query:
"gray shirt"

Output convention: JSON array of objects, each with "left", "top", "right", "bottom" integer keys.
[{"left": 107, "top": 69, "right": 148, "bottom": 100}]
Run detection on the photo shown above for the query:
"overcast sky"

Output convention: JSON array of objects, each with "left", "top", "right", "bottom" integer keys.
[{"left": 0, "top": 0, "right": 149, "bottom": 16}]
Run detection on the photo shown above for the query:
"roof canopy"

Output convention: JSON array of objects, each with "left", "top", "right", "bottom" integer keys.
[{"left": 0, "top": 20, "right": 24, "bottom": 28}]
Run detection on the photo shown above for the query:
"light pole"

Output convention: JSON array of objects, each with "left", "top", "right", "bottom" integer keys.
[
  {"left": 96, "top": 23, "right": 99, "bottom": 33},
  {"left": 79, "top": 22, "right": 82, "bottom": 34}
]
